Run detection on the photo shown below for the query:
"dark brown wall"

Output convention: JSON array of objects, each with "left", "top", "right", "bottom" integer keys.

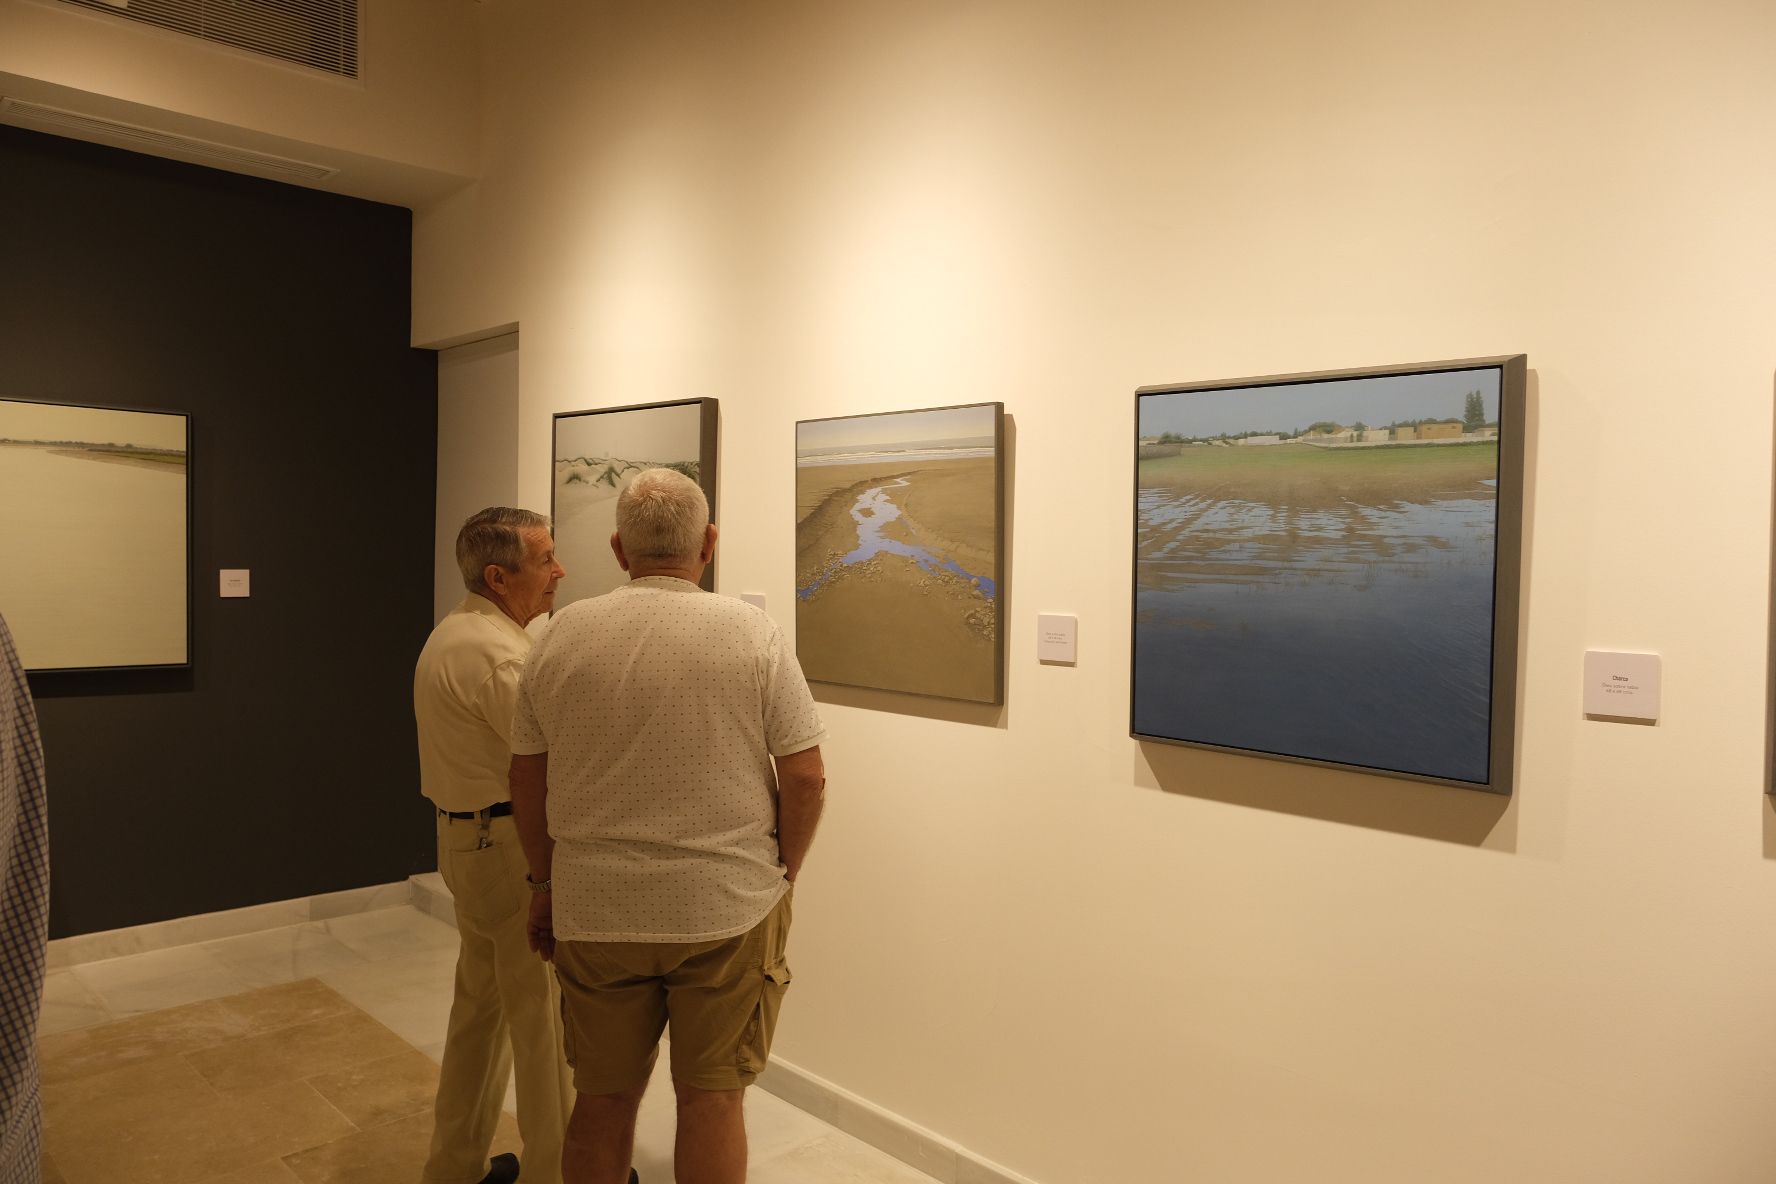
[{"left": 0, "top": 125, "right": 437, "bottom": 938}]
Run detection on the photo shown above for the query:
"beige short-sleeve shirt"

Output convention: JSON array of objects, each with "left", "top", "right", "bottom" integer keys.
[
  {"left": 512, "top": 577, "right": 827, "bottom": 942},
  {"left": 414, "top": 593, "right": 531, "bottom": 813}
]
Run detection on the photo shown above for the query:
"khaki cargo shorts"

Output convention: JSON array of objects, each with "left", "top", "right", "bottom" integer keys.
[{"left": 553, "top": 888, "right": 792, "bottom": 1093}]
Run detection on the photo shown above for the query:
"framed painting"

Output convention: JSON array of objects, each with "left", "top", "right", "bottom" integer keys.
[
  {"left": 551, "top": 398, "right": 719, "bottom": 608},
  {"left": 0, "top": 398, "right": 190, "bottom": 673},
  {"left": 796, "top": 402, "right": 1005, "bottom": 703},
  {"left": 1131, "top": 356, "right": 1526, "bottom": 792}
]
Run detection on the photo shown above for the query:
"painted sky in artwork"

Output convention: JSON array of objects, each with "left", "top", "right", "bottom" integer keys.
[
  {"left": 1140, "top": 368, "right": 1502, "bottom": 438},
  {"left": 0, "top": 401, "right": 186, "bottom": 450},
  {"left": 798, "top": 405, "right": 996, "bottom": 454}
]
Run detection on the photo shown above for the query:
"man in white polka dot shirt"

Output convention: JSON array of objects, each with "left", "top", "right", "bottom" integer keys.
[{"left": 510, "top": 468, "right": 827, "bottom": 1184}]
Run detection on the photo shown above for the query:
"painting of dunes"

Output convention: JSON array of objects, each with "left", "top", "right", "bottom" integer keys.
[
  {"left": 796, "top": 403, "right": 1004, "bottom": 703},
  {"left": 1131, "top": 357, "right": 1524, "bottom": 791},
  {"left": 0, "top": 398, "right": 189, "bottom": 671},
  {"left": 551, "top": 399, "right": 719, "bottom": 608}
]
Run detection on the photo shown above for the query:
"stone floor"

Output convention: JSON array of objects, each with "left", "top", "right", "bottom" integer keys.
[{"left": 38, "top": 904, "right": 936, "bottom": 1184}]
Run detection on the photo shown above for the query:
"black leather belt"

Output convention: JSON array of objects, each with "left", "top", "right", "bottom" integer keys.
[{"left": 438, "top": 801, "right": 514, "bottom": 820}]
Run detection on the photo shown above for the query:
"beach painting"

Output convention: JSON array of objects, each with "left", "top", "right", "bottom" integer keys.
[
  {"left": 796, "top": 402, "right": 1004, "bottom": 703},
  {"left": 551, "top": 398, "right": 719, "bottom": 608},
  {"left": 1132, "top": 357, "right": 1524, "bottom": 791},
  {"left": 0, "top": 398, "right": 189, "bottom": 672}
]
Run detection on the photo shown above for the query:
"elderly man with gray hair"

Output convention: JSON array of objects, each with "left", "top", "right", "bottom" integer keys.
[
  {"left": 414, "top": 507, "right": 574, "bottom": 1184},
  {"left": 510, "top": 469, "right": 827, "bottom": 1184}
]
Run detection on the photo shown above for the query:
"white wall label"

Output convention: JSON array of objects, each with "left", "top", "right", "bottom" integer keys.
[
  {"left": 1037, "top": 613, "right": 1077, "bottom": 664},
  {"left": 739, "top": 592, "right": 767, "bottom": 611},
  {"left": 219, "top": 569, "right": 251, "bottom": 598},
  {"left": 1583, "top": 650, "right": 1660, "bottom": 721}
]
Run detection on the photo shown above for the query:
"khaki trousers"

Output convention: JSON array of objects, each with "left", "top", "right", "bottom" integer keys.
[{"left": 422, "top": 812, "right": 573, "bottom": 1184}]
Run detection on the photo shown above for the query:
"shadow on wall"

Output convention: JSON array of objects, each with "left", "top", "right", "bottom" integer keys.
[
  {"left": 1765, "top": 372, "right": 1776, "bottom": 859},
  {"left": 1135, "top": 739, "right": 1514, "bottom": 848}
]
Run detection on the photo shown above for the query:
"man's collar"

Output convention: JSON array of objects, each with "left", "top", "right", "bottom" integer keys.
[{"left": 625, "top": 575, "right": 702, "bottom": 591}]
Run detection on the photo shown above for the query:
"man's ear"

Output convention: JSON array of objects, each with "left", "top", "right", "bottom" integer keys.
[
  {"left": 700, "top": 523, "right": 718, "bottom": 564},
  {"left": 483, "top": 564, "right": 506, "bottom": 592},
  {"left": 610, "top": 531, "right": 631, "bottom": 572}
]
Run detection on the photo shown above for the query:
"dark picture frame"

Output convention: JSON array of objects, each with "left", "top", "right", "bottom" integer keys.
[
  {"left": 795, "top": 401, "right": 1006, "bottom": 704},
  {"left": 0, "top": 396, "right": 192, "bottom": 674},
  {"left": 1130, "top": 356, "right": 1526, "bottom": 793},
  {"left": 550, "top": 398, "right": 719, "bottom": 608}
]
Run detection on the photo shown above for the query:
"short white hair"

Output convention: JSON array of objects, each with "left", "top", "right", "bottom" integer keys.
[{"left": 616, "top": 469, "right": 709, "bottom": 562}]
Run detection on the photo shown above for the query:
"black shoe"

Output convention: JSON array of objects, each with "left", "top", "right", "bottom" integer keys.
[
  {"left": 629, "top": 1170, "right": 639, "bottom": 1184},
  {"left": 477, "top": 1153, "right": 520, "bottom": 1184}
]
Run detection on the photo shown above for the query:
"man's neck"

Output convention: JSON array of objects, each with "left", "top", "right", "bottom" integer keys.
[
  {"left": 629, "top": 564, "right": 702, "bottom": 584},
  {"left": 477, "top": 588, "right": 529, "bottom": 626}
]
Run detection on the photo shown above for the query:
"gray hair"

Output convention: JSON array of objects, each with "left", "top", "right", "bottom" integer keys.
[
  {"left": 457, "top": 506, "right": 551, "bottom": 593},
  {"left": 616, "top": 469, "right": 709, "bottom": 562}
]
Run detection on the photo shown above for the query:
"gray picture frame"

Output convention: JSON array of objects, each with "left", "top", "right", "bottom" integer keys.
[
  {"left": 795, "top": 401, "right": 1006, "bottom": 704},
  {"left": 1130, "top": 355, "right": 1526, "bottom": 793},
  {"left": 0, "top": 396, "right": 192, "bottom": 674},
  {"left": 550, "top": 398, "right": 720, "bottom": 608}
]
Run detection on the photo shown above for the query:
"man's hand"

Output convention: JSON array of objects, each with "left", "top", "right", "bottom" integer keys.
[{"left": 526, "top": 891, "right": 556, "bottom": 962}]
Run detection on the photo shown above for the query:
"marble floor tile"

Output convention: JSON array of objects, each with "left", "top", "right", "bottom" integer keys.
[
  {"left": 38, "top": 997, "right": 252, "bottom": 1084},
  {"left": 70, "top": 943, "right": 251, "bottom": 1017},
  {"left": 194, "top": 1161, "right": 303, "bottom": 1184},
  {"left": 305, "top": 1046, "right": 440, "bottom": 1129},
  {"left": 216, "top": 979, "right": 360, "bottom": 1036},
  {"left": 280, "top": 1108, "right": 521, "bottom": 1184},
  {"left": 318, "top": 906, "right": 459, "bottom": 962},
  {"left": 753, "top": 1133, "right": 948, "bottom": 1184},
  {"left": 316, "top": 947, "right": 457, "bottom": 1049},
  {"left": 37, "top": 969, "right": 114, "bottom": 1036},
  {"left": 46, "top": 1077, "right": 342, "bottom": 1184},
  {"left": 201, "top": 924, "right": 369, "bottom": 990},
  {"left": 186, "top": 1008, "right": 413, "bottom": 1092},
  {"left": 41, "top": 1053, "right": 219, "bottom": 1136}
]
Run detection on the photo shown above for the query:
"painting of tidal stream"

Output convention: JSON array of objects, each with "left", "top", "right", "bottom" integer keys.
[
  {"left": 551, "top": 399, "right": 718, "bottom": 608},
  {"left": 796, "top": 403, "right": 1004, "bottom": 703},
  {"left": 0, "top": 399, "right": 188, "bottom": 671},
  {"left": 1133, "top": 359, "right": 1524, "bottom": 790}
]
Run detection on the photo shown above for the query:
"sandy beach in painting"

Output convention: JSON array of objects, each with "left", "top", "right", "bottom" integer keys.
[{"left": 795, "top": 455, "right": 997, "bottom": 702}]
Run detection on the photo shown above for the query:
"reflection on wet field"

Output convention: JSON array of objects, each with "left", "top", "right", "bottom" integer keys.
[{"left": 1133, "top": 484, "right": 1498, "bottom": 784}]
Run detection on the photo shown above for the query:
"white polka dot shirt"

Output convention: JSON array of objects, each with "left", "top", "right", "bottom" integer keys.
[{"left": 512, "top": 577, "right": 827, "bottom": 942}]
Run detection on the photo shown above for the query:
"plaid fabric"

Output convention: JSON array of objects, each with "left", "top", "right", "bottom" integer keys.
[{"left": 0, "top": 614, "right": 47, "bottom": 1184}]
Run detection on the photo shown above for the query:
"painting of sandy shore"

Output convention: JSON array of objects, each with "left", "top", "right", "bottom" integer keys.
[
  {"left": 0, "top": 398, "right": 189, "bottom": 671},
  {"left": 1132, "top": 358, "right": 1524, "bottom": 791},
  {"left": 551, "top": 399, "right": 719, "bottom": 608},
  {"left": 797, "top": 403, "right": 1004, "bottom": 703}
]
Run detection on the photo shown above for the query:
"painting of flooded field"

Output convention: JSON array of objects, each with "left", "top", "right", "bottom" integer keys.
[
  {"left": 797, "top": 403, "right": 1003, "bottom": 703},
  {"left": 1132, "top": 358, "right": 1524, "bottom": 790},
  {"left": 0, "top": 398, "right": 189, "bottom": 671},
  {"left": 552, "top": 399, "right": 718, "bottom": 608}
]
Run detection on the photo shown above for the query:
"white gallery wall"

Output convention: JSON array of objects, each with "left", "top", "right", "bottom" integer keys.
[{"left": 411, "top": 2, "right": 1776, "bottom": 1181}]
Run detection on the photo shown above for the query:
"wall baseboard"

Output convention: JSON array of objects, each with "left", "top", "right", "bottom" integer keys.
[
  {"left": 756, "top": 1056, "right": 1041, "bottom": 1184},
  {"left": 46, "top": 878, "right": 420, "bottom": 970}
]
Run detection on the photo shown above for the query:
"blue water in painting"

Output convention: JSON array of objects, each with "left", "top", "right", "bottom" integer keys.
[
  {"left": 1132, "top": 488, "right": 1497, "bottom": 783},
  {"left": 797, "top": 478, "right": 998, "bottom": 601}
]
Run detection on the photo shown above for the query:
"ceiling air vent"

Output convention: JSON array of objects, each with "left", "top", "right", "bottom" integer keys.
[
  {"left": 56, "top": 0, "right": 359, "bottom": 79},
  {"left": 0, "top": 97, "right": 341, "bottom": 181}
]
